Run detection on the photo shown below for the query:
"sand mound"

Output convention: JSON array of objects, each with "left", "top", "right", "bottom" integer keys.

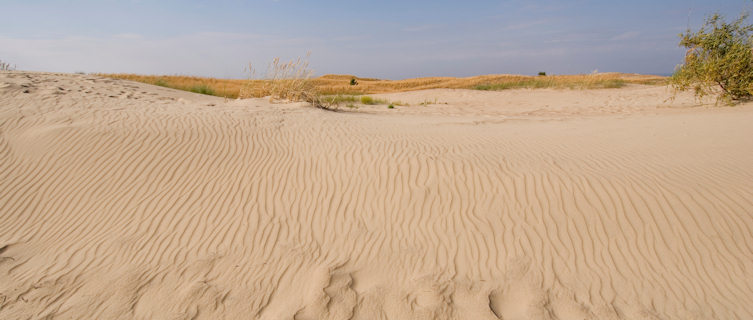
[{"left": 1, "top": 72, "right": 752, "bottom": 319}]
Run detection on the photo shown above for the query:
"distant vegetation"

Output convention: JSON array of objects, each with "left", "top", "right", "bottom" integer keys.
[
  {"left": 671, "top": 11, "right": 753, "bottom": 104},
  {"left": 474, "top": 75, "right": 628, "bottom": 90},
  {"left": 311, "top": 73, "right": 666, "bottom": 94},
  {"left": 101, "top": 58, "right": 666, "bottom": 110},
  {"left": 0, "top": 59, "right": 15, "bottom": 71},
  {"left": 102, "top": 72, "right": 666, "bottom": 99}
]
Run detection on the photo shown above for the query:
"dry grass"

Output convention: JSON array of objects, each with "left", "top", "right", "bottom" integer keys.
[
  {"left": 101, "top": 72, "right": 668, "bottom": 101},
  {"left": 102, "top": 55, "right": 334, "bottom": 108},
  {"left": 313, "top": 72, "right": 667, "bottom": 94},
  {"left": 104, "top": 74, "right": 243, "bottom": 98},
  {"left": 240, "top": 54, "right": 317, "bottom": 102}
]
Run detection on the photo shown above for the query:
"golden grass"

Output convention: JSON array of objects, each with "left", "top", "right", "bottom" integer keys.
[{"left": 100, "top": 72, "right": 668, "bottom": 100}]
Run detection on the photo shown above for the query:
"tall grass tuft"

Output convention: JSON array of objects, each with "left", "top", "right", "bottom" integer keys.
[
  {"left": 238, "top": 53, "right": 340, "bottom": 110},
  {"left": 263, "top": 54, "right": 316, "bottom": 102}
]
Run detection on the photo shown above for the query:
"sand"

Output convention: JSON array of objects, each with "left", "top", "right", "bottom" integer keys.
[{"left": 1, "top": 71, "right": 752, "bottom": 320}]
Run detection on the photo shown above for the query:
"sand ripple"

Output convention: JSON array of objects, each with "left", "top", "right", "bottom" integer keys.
[{"left": 1, "top": 72, "right": 753, "bottom": 319}]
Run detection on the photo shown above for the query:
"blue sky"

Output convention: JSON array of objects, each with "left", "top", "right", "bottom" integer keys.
[{"left": 1, "top": 0, "right": 750, "bottom": 79}]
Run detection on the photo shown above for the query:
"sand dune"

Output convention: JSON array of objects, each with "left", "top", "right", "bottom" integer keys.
[{"left": 1, "top": 71, "right": 752, "bottom": 319}]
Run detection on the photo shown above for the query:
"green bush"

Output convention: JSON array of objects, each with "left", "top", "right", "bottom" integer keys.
[
  {"left": 350, "top": 78, "right": 358, "bottom": 86},
  {"left": 671, "top": 12, "right": 753, "bottom": 104},
  {"left": 538, "top": 71, "right": 546, "bottom": 76}
]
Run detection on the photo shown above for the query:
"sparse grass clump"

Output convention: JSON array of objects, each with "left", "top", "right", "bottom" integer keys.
[
  {"left": 360, "top": 96, "right": 374, "bottom": 104},
  {"left": 319, "top": 94, "right": 396, "bottom": 108},
  {"left": 671, "top": 12, "right": 753, "bottom": 104},
  {"left": 190, "top": 85, "right": 215, "bottom": 96},
  {"left": 359, "top": 96, "right": 389, "bottom": 105},
  {"left": 320, "top": 94, "right": 359, "bottom": 105},
  {"left": 419, "top": 98, "right": 437, "bottom": 106}
]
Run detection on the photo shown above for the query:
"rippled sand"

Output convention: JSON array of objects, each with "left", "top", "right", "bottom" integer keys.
[{"left": 1, "top": 72, "right": 752, "bottom": 319}]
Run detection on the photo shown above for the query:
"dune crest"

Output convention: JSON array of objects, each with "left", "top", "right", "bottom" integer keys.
[{"left": 1, "top": 72, "right": 752, "bottom": 319}]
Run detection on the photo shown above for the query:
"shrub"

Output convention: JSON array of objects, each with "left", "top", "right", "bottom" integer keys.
[
  {"left": 350, "top": 78, "right": 358, "bottom": 85},
  {"left": 388, "top": 104, "right": 394, "bottom": 109},
  {"left": 671, "top": 12, "right": 753, "bottom": 103},
  {"left": 538, "top": 71, "right": 546, "bottom": 76}
]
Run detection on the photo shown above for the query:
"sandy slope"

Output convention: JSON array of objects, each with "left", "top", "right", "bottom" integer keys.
[{"left": 1, "top": 71, "right": 752, "bottom": 320}]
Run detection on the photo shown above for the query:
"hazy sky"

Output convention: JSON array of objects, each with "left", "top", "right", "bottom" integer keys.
[{"left": 1, "top": 0, "right": 750, "bottom": 79}]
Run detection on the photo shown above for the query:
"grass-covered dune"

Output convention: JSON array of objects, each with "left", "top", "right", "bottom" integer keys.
[{"left": 100, "top": 72, "right": 667, "bottom": 99}]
